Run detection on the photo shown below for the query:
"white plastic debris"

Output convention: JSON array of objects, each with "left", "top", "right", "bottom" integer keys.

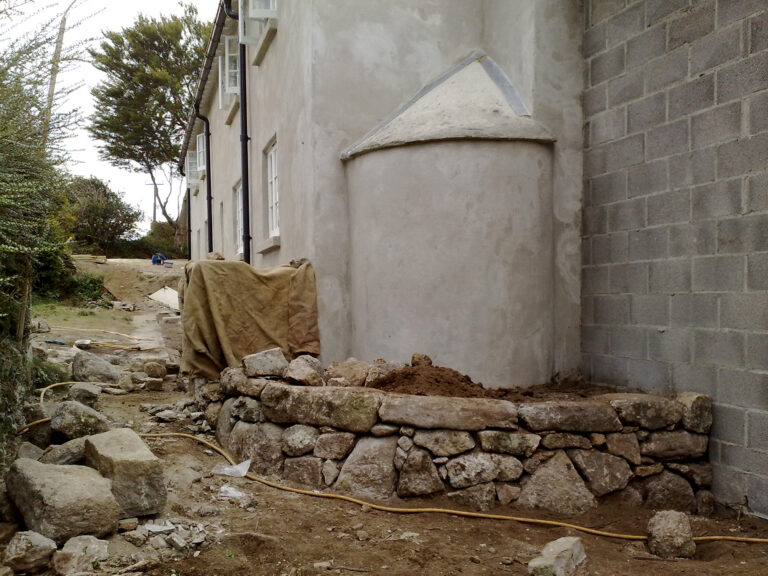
[
  {"left": 212, "top": 459, "right": 251, "bottom": 477},
  {"left": 219, "top": 484, "right": 247, "bottom": 499}
]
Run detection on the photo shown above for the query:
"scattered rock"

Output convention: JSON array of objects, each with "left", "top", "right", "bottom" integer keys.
[
  {"left": 282, "top": 424, "right": 319, "bottom": 456},
  {"left": 324, "top": 358, "right": 370, "bottom": 387},
  {"left": 641, "top": 471, "right": 697, "bottom": 513},
  {"left": 666, "top": 462, "right": 712, "bottom": 488},
  {"left": 334, "top": 437, "right": 398, "bottom": 499},
  {"left": 72, "top": 350, "right": 120, "bottom": 383},
  {"left": 569, "top": 449, "right": 633, "bottom": 497},
  {"left": 284, "top": 355, "right": 324, "bottom": 386},
  {"left": 85, "top": 428, "right": 167, "bottom": 517},
  {"left": 647, "top": 510, "right": 695, "bottom": 558},
  {"left": 314, "top": 432, "right": 357, "bottom": 460},
  {"left": 517, "top": 451, "right": 597, "bottom": 516},
  {"left": 118, "top": 518, "right": 139, "bottom": 532},
  {"left": 411, "top": 353, "right": 432, "bottom": 367},
  {"left": 518, "top": 401, "right": 622, "bottom": 432},
  {"left": 605, "top": 433, "right": 641, "bottom": 465},
  {"left": 446, "top": 482, "right": 496, "bottom": 511},
  {"left": 3, "top": 530, "right": 57, "bottom": 572},
  {"left": 397, "top": 449, "right": 444, "bottom": 497},
  {"left": 39, "top": 438, "right": 86, "bottom": 465},
  {"left": 595, "top": 393, "right": 683, "bottom": 430},
  {"left": 495, "top": 483, "right": 521, "bottom": 505},
  {"left": 379, "top": 395, "right": 517, "bottom": 431},
  {"left": 30, "top": 318, "right": 51, "bottom": 333},
  {"left": 676, "top": 392, "right": 712, "bottom": 434},
  {"left": 228, "top": 421, "right": 285, "bottom": 475},
  {"left": 143, "top": 361, "right": 167, "bottom": 379},
  {"left": 52, "top": 535, "right": 109, "bottom": 575},
  {"left": 193, "top": 380, "right": 222, "bottom": 404},
  {"left": 412, "top": 430, "right": 475, "bottom": 457},
  {"left": 283, "top": 457, "right": 324, "bottom": 489},
  {"left": 322, "top": 460, "right": 340, "bottom": 485},
  {"left": 231, "top": 396, "right": 263, "bottom": 423},
  {"left": 17, "top": 442, "right": 43, "bottom": 460},
  {"left": 528, "top": 536, "right": 586, "bottom": 576},
  {"left": 541, "top": 433, "right": 591, "bottom": 450},
  {"left": 50, "top": 401, "right": 111, "bottom": 440},
  {"left": 242, "top": 348, "right": 289, "bottom": 378},
  {"left": 122, "top": 526, "right": 149, "bottom": 546},
  {"left": 67, "top": 382, "right": 102, "bottom": 408},
  {"left": 640, "top": 431, "right": 708, "bottom": 460},
  {"left": 167, "top": 532, "right": 187, "bottom": 550},
  {"left": 112, "top": 301, "right": 135, "bottom": 311},
  {"left": 490, "top": 454, "right": 524, "bottom": 482},
  {"left": 477, "top": 431, "right": 541, "bottom": 457},
  {"left": 445, "top": 452, "right": 497, "bottom": 489}
]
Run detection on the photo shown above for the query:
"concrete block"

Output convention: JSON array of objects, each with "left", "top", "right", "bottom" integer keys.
[
  {"left": 647, "top": 189, "right": 691, "bottom": 225},
  {"left": 747, "top": 333, "right": 768, "bottom": 369},
  {"left": 691, "top": 179, "right": 742, "bottom": 220},
  {"left": 747, "top": 172, "right": 768, "bottom": 212},
  {"left": 671, "top": 363, "right": 717, "bottom": 396},
  {"left": 711, "top": 463, "right": 746, "bottom": 505},
  {"left": 651, "top": 260, "right": 692, "bottom": 293},
  {"left": 584, "top": 85, "right": 607, "bottom": 116},
  {"left": 691, "top": 23, "right": 741, "bottom": 75},
  {"left": 711, "top": 404, "right": 746, "bottom": 445},
  {"left": 668, "top": 1, "right": 715, "bottom": 50},
  {"left": 582, "top": 325, "right": 610, "bottom": 354},
  {"left": 583, "top": 237, "right": 592, "bottom": 265},
  {"left": 692, "top": 255, "right": 745, "bottom": 291},
  {"left": 628, "top": 227, "right": 668, "bottom": 260},
  {"left": 592, "top": 232, "right": 628, "bottom": 264},
  {"left": 721, "top": 293, "right": 768, "bottom": 330},
  {"left": 608, "top": 68, "right": 644, "bottom": 106},
  {"left": 750, "top": 11, "right": 768, "bottom": 53},
  {"left": 610, "top": 326, "right": 647, "bottom": 358},
  {"left": 582, "top": 296, "right": 595, "bottom": 324},
  {"left": 647, "top": 119, "right": 689, "bottom": 160},
  {"left": 718, "top": 0, "right": 767, "bottom": 28},
  {"left": 718, "top": 214, "right": 768, "bottom": 253},
  {"left": 586, "top": 146, "right": 607, "bottom": 174},
  {"left": 604, "top": 134, "right": 645, "bottom": 171},
  {"left": 648, "top": 329, "right": 692, "bottom": 362},
  {"left": 695, "top": 331, "right": 746, "bottom": 368},
  {"left": 583, "top": 265, "right": 610, "bottom": 295},
  {"left": 608, "top": 197, "right": 645, "bottom": 231},
  {"left": 594, "top": 294, "right": 630, "bottom": 324},
  {"left": 747, "top": 252, "right": 768, "bottom": 290},
  {"left": 670, "top": 293, "right": 718, "bottom": 328},
  {"left": 668, "top": 221, "right": 716, "bottom": 256},
  {"left": 750, "top": 92, "right": 768, "bottom": 134},
  {"left": 591, "top": 171, "right": 627, "bottom": 204},
  {"left": 668, "top": 148, "right": 716, "bottom": 189},
  {"left": 628, "top": 358, "right": 670, "bottom": 394},
  {"left": 593, "top": 354, "right": 629, "bottom": 385},
  {"left": 581, "top": 354, "right": 593, "bottom": 381},
  {"left": 583, "top": 205, "right": 608, "bottom": 235},
  {"left": 609, "top": 262, "right": 648, "bottom": 294},
  {"left": 692, "top": 102, "right": 741, "bottom": 150},
  {"left": 628, "top": 159, "right": 667, "bottom": 197},
  {"left": 718, "top": 133, "right": 768, "bottom": 178},
  {"left": 591, "top": 107, "right": 626, "bottom": 145},
  {"left": 631, "top": 294, "right": 670, "bottom": 326},
  {"left": 627, "top": 24, "right": 666, "bottom": 68},
  {"left": 646, "top": 0, "right": 687, "bottom": 25},
  {"left": 606, "top": 3, "right": 643, "bottom": 46},
  {"left": 721, "top": 443, "right": 768, "bottom": 476},
  {"left": 669, "top": 74, "right": 715, "bottom": 120},
  {"left": 590, "top": 0, "right": 626, "bottom": 25},
  {"left": 747, "top": 410, "right": 768, "bottom": 448},
  {"left": 746, "top": 475, "right": 768, "bottom": 517},
  {"left": 645, "top": 47, "right": 688, "bottom": 92},
  {"left": 627, "top": 92, "right": 666, "bottom": 134},
  {"left": 584, "top": 23, "right": 607, "bottom": 58},
  {"left": 591, "top": 45, "right": 625, "bottom": 85},
  {"left": 717, "top": 51, "right": 768, "bottom": 103}
]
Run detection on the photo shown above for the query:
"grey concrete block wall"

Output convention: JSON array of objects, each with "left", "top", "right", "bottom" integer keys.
[{"left": 582, "top": 0, "right": 768, "bottom": 516}]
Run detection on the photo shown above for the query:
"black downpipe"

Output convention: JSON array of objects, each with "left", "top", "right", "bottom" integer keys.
[
  {"left": 186, "top": 187, "right": 192, "bottom": 259},
  {"left": 195, "top": 104, "right": 213, "bottom": 254}
]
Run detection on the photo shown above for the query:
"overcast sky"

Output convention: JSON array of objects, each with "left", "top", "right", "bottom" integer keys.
[{"left": 5, "top": 0, "right": 216, "bottom": 231}]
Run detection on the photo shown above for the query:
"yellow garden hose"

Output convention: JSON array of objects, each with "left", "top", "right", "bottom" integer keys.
[{"left": 48, "top": 327, "right": 149, "bottom": 340}]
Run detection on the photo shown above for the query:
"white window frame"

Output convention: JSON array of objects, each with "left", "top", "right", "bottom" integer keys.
[
  {"left": 185, "top": 151, "right": 199, "bottom": 184},
  {"left": 196, "top": 133, "right": 206, "bottom": 176},
  {"left": 248, "top": 0, "right": 277, "bottom": 19},
  {"left": 218, "top": 56, "right": 231, "bottom": 109},
  {"left": 234, "top": 182, "right": 244, "bottom": 255},
  {"left": 265, "top": 139, "right": 279, "bottom": 238},
  {"left": 224, "top": 35, "right": 239, "bottom": 95}
]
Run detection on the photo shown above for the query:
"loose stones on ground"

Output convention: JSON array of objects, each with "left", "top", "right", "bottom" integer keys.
[
  {"left": 3, "top": 530, "right": 57, "bottom": 572},
  {"left": 647, "top": 510, "right": 695, "bottom": 558},
  {"left": 528, "top": 536, "right": 587, "bottom": 576}
]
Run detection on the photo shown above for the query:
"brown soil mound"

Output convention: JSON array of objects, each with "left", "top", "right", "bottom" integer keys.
[{"left": 368, "top": 365, "right": 616, "bottom": 402}]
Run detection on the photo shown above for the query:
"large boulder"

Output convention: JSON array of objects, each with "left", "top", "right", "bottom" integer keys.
[
  {"left": 379, "top": 395, "right": 518, "bottom": 431},
  {"left": 334, "top": 437, "right": 398, "bottom": 499},
  {"left": 52, "top": 535, "right": 110, "bottom": 575},
  {"left": 39, "top": 437, "right": 86, "bottom": 465},
  {"left": 640, "top": 471, "right": 696, "bottom": 513},
  {"left": 314, "top": 432, "right": 357, "bottom": 460},
  {"left": 284, "top": 355, "right": 324, "bottom": 387},
  {"left": 517, "top": 451, "right": 597, "bottom": 516},
  {"left": 283, "top": 457, "right": 324, "bottom": 489},
  {"left": 3, "top": 530, "right": 57, "bottom": 572},
  {"left": 595, "top": 393, "right": 683, "bottom": 430},
  {"left": 605, "top": 433, "right": 641, "bottom": 465},
  {"left": 412, "top": 430, "right": 475, "bottom": 457},
  {"left": 228, "top": 421, "right": 285, "bottom": 475},
  {"left": 491, "top": 454, "right": 524, "bottom": 482},
  {"left": 72, "top": 350, "right": 120, "bottom": 383},
  {"left": 518, "top": 401, "right": 622, "bottom": 432},
  {"left": 647, "top": 510, "right": 695, "bottom": 558},
  {"left": 568, "top": 449, "right": 633, "bottom": 497},
  {"left": 67, "top": 382, "right": 102, "bottom": 408},
  {"left": 477, "top": 431, "right": 541, "bottom": 457},
  {"left": 50, "top": 401, "right": 111, "bottom": 440},
  {"left": 84, "top": 428, "right": 166, "bottom": 517},
  {"left": 5, "top": 459, "right": 120, "bottom": 544},
  {"left": 397, "top": 449, "right": 444, "bottom": 497},
  {"left": 281, "top": 424, "right": 319, "bottom": 456},
  {"left": 446, "top": 482, "right": 496, "bottom": 512},
  {"left": 445, "top": 453, "right": 497, "bottom": 489},
  {"left": 242, "top": 348, "right": 288, "bottom": 378},
  {"left": 231, "top": 396, "right": 263, "bottom": 423}
]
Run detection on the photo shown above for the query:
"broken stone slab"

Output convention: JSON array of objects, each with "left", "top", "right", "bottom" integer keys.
[
  {"left": 242, "top": 348, "right": 289, "bottom": 378},
  {"left": 52, "top": 535, "right": 109, "bottom": 575},
  {"left": 39, "top": 437, "right": 86, "bottom": 465},
  {"left": 261, "top": 382, "right": 382, "bottom": 433},
  {"left": 594, "top": 393, "right": 683, "bottom": 430},
  {"left": 72, "top": 350, "right": 120, "bottom": 383},
  {"left": 568, "top": 449, "right": 633, "bottom": 497},
  {"left": 284, "top": 355, "right": 324, "bottom": 387},
  {"left": 228, "top": 421, "right": 285, "bottom": 475},
  {"left": 231, "top": 396, "right": 263, "bottom": 423},
  {"left": 605, "top": 433, "right": 641, "bottom": 465},
  {"left": 396, "top": 448, "right": 444, "bottom": 497},
  {"left": 490, "top": 454, "right": 524, "bottom": 482},
  {"left": 379, "top": 394, "right": 518, "bottom": 431},
  {"left": 50, "top": 401, "right": 111, "bottom": 440},
  {"left": 282, "top": 424, "right": 319, "bottom": 456},
  {"left": 144, "top": 361, "right": 167, "bottom": 379},
  {"left": 3, "top": 530, "right": 57, "bottom": 572},
  {"left": 517, "top": 451, "right": 597, "bottom": 517},
  {"left": 666, "top": 462, "right": 712, "bottom": 488},
  {"left": 676, "top": 392, "right": 712, "bottom": 434},
  {"left": 67, "top": 382, "right": 102, "bottom": 408},
  {"left": 445, "top": 482, "right": 496, "bottom": 512},
  {"left": 647, "top": 510, "right": 695, "bottom": 558},
  {"left": 314, "top": 432, "right": 357, "bottom": 460},
  {"left": 85, "top": 428, "right": 167, "bottom": 517},
  {"left": 640, "top": 431, "right": 708, "bottom": 460},
  {"left": 412, "top": 430, "right": 476, "bottom": 457},
  {"left": 5, "top": 459, "right": 120, "bottom": 544},
  {"left": 640, "top": 471, "right": 697, "bottom": 513},
  {"left": 334, "top": 437, "right": 398, "bottom": 500},
  {"left": 527, "top": 536, "right": 586, "bottom": 576},
  {"left": 541, "top": 433, "right": 591, "bottom": 450},
  {"left": 17, "top": 442, "right": 43, "bottom": 460},
  {"left": 495, "top": 483, "right": 521, "bottom": 505},
  {"left": 445, "top": 452, "right": 498, "bottom": 489},
  {"left": 283, "top": 456, "right": 324, "bottom": 489},
  {"left": 518, "top": 401, "right": 622, "bottom": 433},
  {"left": 477, "top": 431, "right": 541, "bottom": 457},
  {"left": 324, "top": 358, "right": 371, "bottom": 387}
]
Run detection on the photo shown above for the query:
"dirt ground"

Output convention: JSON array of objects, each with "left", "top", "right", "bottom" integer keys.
[
  {"left": 19, "top": 259, "right": 768, "bottom": 576},
  {"left": 75, "top": 258, "right": 186, "bottom": 306}
]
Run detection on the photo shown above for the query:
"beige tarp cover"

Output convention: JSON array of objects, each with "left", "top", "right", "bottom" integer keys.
[{"left": 180, "top": 259, "right": 320, "bottom": 379}]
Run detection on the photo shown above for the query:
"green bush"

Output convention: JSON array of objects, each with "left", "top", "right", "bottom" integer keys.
[
  {"left": 0, "top": 341, "right": 29, "bottom": 462},
  {"left": 31, "top": 356, "right": 68, "bottom": 389}
]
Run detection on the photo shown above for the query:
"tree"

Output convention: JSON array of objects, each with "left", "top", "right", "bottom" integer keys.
[
  {"left": 88, "top": 4, "right": 210, "bottom": 231},
  {"left": 68, "top": 176, "right": 142, "bottom": 257}
]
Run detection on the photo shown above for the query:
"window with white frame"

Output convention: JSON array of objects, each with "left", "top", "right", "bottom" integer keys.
[
  {"left": 196, "top": 133, "right": 206, "bottom": 176},
  {"left": 265, "top": 140, "right": 279, "bottom": 237},
  {"left": 234, "top": 182, "right": 244, "bottom": 255},
  {"left": 239, "top": 0, "right": 277, "bottom": 45},
  {"left": 185, "top": 151, "right": 199, "bottom": 184},
  {"left": 224, "top": 35, "right": 239, "bottom": 94},
  {"left": 218, "top": 56, "right": 233, "bottom": 109}
]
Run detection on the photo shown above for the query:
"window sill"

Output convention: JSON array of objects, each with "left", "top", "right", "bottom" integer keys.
[
  {"left": 225, "top": 97, "right": 240, "bottom": 126},
  {"left": 255, "top": 235, "right": 280, "bottom": 255},
  {"left": 252, "top": 18, "right": 277, "bottom": 66}
]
